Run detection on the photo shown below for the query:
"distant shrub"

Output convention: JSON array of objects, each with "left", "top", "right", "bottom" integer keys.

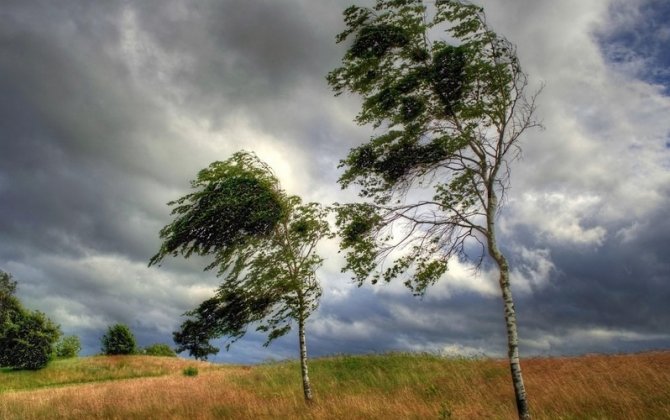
[
  {"left": 183, "top": 366, "right": 199, "bottom": 376},
  {"left": 142, "top": 343, "right": 177, "bottom": 357},
  {"left": 55, "top": 335, "right": 81, "bottom": 358},
  {"left": 101, "top": 324, "right": 137, "bottom": 355}
]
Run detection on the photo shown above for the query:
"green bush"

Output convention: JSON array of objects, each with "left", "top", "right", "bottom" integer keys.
[
  {"left": 183, "top": 366, "right": 199, "bottom": 376},
  {"left": 0, "top": 310, "right": 61, "bottom": 370},
  {"left": 101, "top": 323, "right": 137, "bottom": 355},
  {"left": 0, "top": 270, "right": 61, "bottom": 370},
  {"left": 55, "top": 335, "right": 81, "bottom": 358},
  {"left": 142, "top": 343, "right": 177, "bottom": 357}
]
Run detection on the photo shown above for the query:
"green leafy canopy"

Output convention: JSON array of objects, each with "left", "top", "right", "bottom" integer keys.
[
  {"left": 150, "top": 151, "right": 333, "bottom": 359},
  {"left": 149, "top": 151, "right": 286, "bottom": 268},
  {"left": 101, "top": 323, "right": 137, "bottom": 355},
  {"left": 328, "top": 0, "right": 540, "bottom": 295},
  {"left": 0, "top": 271, "right": 61, "bottom": 370}
]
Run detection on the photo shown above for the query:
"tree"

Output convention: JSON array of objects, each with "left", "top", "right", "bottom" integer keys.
[
  {"left": 172, "top": 317, "right": 220, "bottom": 361},
  {"left": 327, "top": 1, "right": 539, "bottom": 418},
  {"left": 55, "top": 335, "right": 82, "bottom": 358},
  {"left": 0, "top": 271, "right": 19, "bottom": 337},
  {"left": 0, "top": 270, "right": 61, "bottom": 370},
  {"left": 150, "top": 151, "right": 332, "bottom": 403},
  {"left": 0, "top": 270, "right": 17, "bottom": 298},
  {"left": 101, "top": 323, "right": 137, "bottom": 355}
]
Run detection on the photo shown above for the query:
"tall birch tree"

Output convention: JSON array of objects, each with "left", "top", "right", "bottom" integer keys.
[
  {"left": 150, "top": 151, "right": 331, "bottom": 403},
  {"left": 327, "top": 1, "right": 540, "bottom": 418}
]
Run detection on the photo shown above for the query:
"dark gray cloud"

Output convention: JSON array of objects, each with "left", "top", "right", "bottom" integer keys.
[{"left": 1, "top": 0, "right": 669, "bottom": 363}]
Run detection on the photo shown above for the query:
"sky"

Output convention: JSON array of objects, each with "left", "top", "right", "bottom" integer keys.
[{"left": 1, "top": 0, "right": 669, "bottom": 363}]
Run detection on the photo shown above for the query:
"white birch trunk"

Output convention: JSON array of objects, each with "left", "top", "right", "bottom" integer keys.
[
  {"left": 487, "top": 192, "right": 531, "bottom": 419},
  {"left": 298, "top": 311, "right": 313, "bottom": 403}
]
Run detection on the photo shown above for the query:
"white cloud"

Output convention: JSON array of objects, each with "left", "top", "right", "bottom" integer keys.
[
  {"left": 440, "top": 343, "right": 491, "bottom": 358},
  {"left": 479, "top": 0, "right": 670, "bottom": 249},
  {"left": 12, "top": 252, "right": 218, "bottom": 333},
  {"left": 310, "top": 316, "right": 383, "bottom": 341},
  {"left": 506, "top": 192, "right": 607, "bottom": 246},
  {"left": 524, "top": 327, "right": 670, "bottom": 352},
  {"left": 424, "top": 258, "right": 498, "bottom": 299},
  {"left": 510, "top": 247, "right": 556, "bottom": 293}
]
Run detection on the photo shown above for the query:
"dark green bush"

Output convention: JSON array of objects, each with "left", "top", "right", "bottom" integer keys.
[
  {"left": 101, "top": 323, "right": 137, "bottom": 355},
  {"left": 142, "top": 343, "right": 177, "bottom": 357},
  {"left": 0, "top": 309, "right": 61, "bottom": 370},
  {"left": 0, "top": 270, "right": 61, "bottom": 370},
  {"left": 183, "top": 366, "right": 199, "bottom": 376}
]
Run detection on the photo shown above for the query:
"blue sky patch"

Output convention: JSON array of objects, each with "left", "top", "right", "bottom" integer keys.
[{"left": 597, "top": 0, "right": 670, "bottom": 93}]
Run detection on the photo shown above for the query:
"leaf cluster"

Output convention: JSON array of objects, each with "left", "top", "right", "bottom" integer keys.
[
  {"left": 335, "top": 203, "right": 449, "bottom": 294},
  {"left": 149, "top": 151, "right": 286, "bottom": 267}
]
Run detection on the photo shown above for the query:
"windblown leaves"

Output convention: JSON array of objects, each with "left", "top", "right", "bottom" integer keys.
[
  {"left": 329, "top": 0, "right": 534, "bottom": 292},
  {"left": 335, "top": 203, "right": 383, "bottom": 285},
  {"left": 349, "top": 24, "right": 411, "bottom": 59},
  {"left": 151, "top": 151, "right": 332, "bottom": 357},
  {"left": 149, "top": 152, "right": 285, "bottom": 266}
]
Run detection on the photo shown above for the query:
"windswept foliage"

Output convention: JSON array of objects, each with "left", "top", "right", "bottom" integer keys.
[
  {"left": 151, "top": 151, "right": 332, "bottom": 401},
  {"left": 150, "top": 151, "right": 285, "bottom": 268},
  {"left": 329, "top": 1, "right": 539, "bottom": 417}
]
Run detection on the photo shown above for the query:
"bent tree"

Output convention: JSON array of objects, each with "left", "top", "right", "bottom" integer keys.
[
  {"left": 328, "top": 1, "right": 539, "bottom": 418},
  {"left": 150, "top": 151, "right": 331, "bottom": 402}
]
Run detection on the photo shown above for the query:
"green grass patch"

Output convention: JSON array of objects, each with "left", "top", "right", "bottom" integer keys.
[
  {"left": 182, "top": 366, "right": 199, "bottom": 377},
  {"left": 230, "top": 352, "right": 487, "bottom": 401},
  {"left": 0, "top": 355, "right": 215, "bottom": 393}
]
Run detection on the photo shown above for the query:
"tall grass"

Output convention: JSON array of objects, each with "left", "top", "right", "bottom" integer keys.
[{"left": 1, "top": 352, "right": 669, "bottom": 419}]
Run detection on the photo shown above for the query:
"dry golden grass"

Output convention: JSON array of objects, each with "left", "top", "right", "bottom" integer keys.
[{"left": 1, "top": 352, "right": 669, "bottom": 419}]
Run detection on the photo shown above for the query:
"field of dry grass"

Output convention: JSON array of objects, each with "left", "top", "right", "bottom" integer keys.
[{"left": 1, "top": 351, "right": 669, "bottom": 419}]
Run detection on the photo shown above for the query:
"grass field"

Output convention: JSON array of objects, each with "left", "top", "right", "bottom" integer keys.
[{"left": 1, "top": 352, "right": 669, "bottom": 419}]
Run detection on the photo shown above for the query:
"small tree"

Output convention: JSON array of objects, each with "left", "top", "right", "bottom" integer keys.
[
  {"left": 0, "top": 270, "right": 18, "bottom": 322},
  {"left": 0, "top": 270, "right": 61, "bottom": 370},
  {"left": 172, "top": 318, "right": 219, "bottom": 361},
  {"left": 142, "top": 343, "right": 177, "bottom": 357},
  {"left": 0, "top": 270, "right": 17, "bottom": 298},
  {"left": 328, "top": 1, "right": 540, "bottom": 418},
  {"left": 55, "top": 335, "right": 82, "bottom": 358},
  {"left": 150, "top": 151, "right": 332, "bottom": 402},
  {"left": 101, "top": 323, "right": 137, "bottom": 355}
]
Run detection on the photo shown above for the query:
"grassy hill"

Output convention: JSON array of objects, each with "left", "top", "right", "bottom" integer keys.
[{"left": 1, "top": 352, "right": 669, "bottom": 419}]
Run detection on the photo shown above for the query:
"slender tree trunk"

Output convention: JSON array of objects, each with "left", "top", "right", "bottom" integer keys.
[
  {"left": 487, "top": 194, "right": 531, "bottom": 419},
  {"left": 297, "top": 303, "right": 313, "bottom": 403}
]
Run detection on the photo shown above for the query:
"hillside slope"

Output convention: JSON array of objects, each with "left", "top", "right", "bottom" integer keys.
[{"left": 1, "top": 352, "right": 669, "bottom": 419}]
